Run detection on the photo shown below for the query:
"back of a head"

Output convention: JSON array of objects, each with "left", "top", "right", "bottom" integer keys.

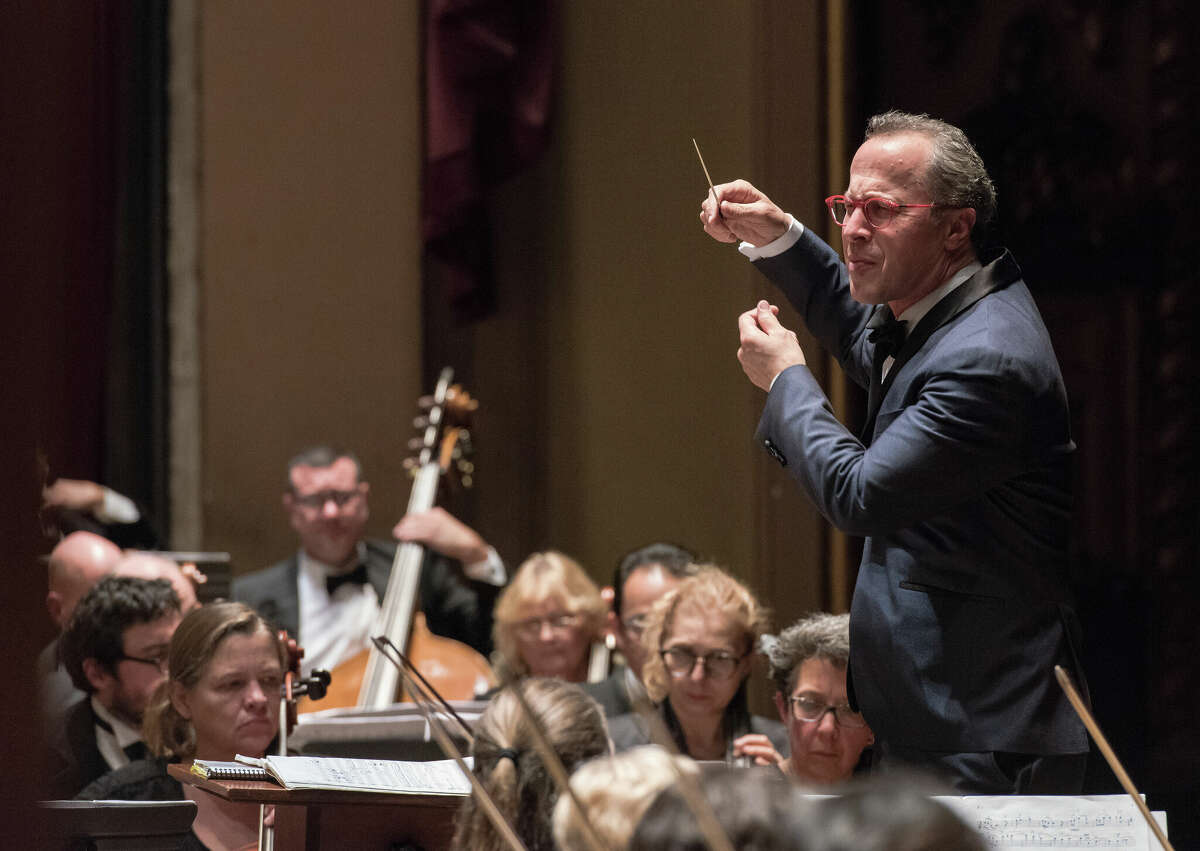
[
  {"left": 453, "top": 678, "right": 610, "bottom": 851},
  {"left": 810, "top": 777, "right": 987, "bottom": 851},
  {"left": 552, "top": 745, "right": 699, "bottom": 851},
  {"left": 46, "top": 530, "right": 122, "bottom": 628},
  {"left": 115, "top": 551, "right": 198, "bottom": 612},
  {"left": 629, "top": 765, "right": 817, "bottom": 851}
]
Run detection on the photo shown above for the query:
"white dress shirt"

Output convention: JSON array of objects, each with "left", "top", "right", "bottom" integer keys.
[
  {"left": 92, "top": 696, "right": 143, "bottom": 771},
  {"left": 296, "top": 542, "right": 507, "bottom": 675}
]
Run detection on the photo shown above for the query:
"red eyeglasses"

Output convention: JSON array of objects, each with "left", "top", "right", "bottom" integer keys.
[{"left": 825, "top": 195, "right": 939, "bottom": 229}]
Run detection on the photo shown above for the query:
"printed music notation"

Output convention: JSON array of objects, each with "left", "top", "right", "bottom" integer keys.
[{"left": 935, "top": 795, "right": 1167, "bottom": 850}]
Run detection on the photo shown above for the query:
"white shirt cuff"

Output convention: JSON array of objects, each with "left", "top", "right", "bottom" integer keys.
[
  {"left": 463, "top": 546, "right": 506, "bottom": 586},
  {"left": 738, "top": 215, "right": 803, "bottom": 260},
  {"left": 96, "top": 488, "right": 141, "bottom": 524}
]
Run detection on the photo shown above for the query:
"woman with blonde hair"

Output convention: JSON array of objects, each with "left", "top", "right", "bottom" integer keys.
[
  {"left": 78, "top": 602, "right": 287, "bottom": 851},
  {"left": 452, "top": 677, "right": 611, "bottom": 851},
  {"left": 552, "top": 745, "right": 699, "bottom": 851},
  {"left": 490, "top": 550, "right": 606, "bottom": 684},
  {"left": 607, "top": 566, "right": 788, "bottom": 765}
]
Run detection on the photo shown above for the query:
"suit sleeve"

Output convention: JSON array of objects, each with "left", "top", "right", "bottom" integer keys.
[
  {"left": 758, "top": 341, "right": 1068, "bottom": 538},
  {"left": 420, "top": 550, "right": 502, "bottom": 657}
]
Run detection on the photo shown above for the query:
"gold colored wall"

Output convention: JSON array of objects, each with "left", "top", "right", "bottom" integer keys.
[
  {"left": 194, "top": 1, "right": 833, "bottom": 643},
  {"left": 198, "top": 1, "right": 423, "bottom": 570}
]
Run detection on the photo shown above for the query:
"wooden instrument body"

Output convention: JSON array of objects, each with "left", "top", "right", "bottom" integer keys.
[{"left": 300, "top": 369, "right": 495, "bottom": 713}]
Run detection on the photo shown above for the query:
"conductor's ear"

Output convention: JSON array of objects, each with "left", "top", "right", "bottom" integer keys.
[{"left": 944, "top": 207, "right": 976, "bottom": 253}]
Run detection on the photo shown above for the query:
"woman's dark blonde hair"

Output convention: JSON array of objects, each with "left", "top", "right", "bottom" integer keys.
[
  {"left": 491, "top": 550, "right": 605, "bottom": 682},
  {"left": 639, "top": 565, "right": 770, "bottom": 703},
  {"left": 142, "top": 601, "right": 285, "bottom": 760},
  {"left": 452, "top": 678, "right": 610, "bottom": 851}
]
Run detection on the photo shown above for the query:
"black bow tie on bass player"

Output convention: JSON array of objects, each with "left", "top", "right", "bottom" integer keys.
[{"left": 326, "top": 562, "right": 370, "bottom": 596}]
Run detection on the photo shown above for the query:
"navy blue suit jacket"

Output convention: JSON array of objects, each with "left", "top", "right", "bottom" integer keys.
[{"left": 753, "top": 229, "right": 1087, "bottom": 755}]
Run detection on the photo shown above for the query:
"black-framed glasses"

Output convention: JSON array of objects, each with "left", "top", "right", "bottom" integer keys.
[
  {"left": 825, "top": 195, "right": 938, "bottom": 230},
  {"left": 789, "top": 696, "right": 868, "bottom": 728},
  {"left": 290, "top": 488, "right": 362, "bottom": 511},
  {"left": 117, "top": 653, "right": 170, "bottom": 674},
  {"left": 660, "top": 647, "right": 746, "bottom": 681},
  {"left": 514, "top": 612, "right": 581, "bottom": 639}
]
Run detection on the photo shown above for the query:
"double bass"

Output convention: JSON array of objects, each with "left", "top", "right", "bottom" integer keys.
[{"left": 308, "top": 368, "right": 496, "bottom": 710}]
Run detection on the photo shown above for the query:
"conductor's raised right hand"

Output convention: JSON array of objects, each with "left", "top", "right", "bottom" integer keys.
[{"left": 700, "top": 179, "right": 789, "bottom": 247}]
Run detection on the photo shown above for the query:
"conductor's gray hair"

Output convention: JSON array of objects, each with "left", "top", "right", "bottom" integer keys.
[{"left": 865, "top": 110, "right": 997, "bottom": 251}]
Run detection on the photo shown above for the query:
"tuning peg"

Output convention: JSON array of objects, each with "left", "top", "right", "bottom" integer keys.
[
  {"left": 413, "top": 415, "right": 430, "bottom": 429},
  {"left": 407, "top": 437, "right": 425, "bottom": 451},
  {"left": 402, "top": 457, "right": 420, "bottom": 471},
  {"left": 417, "top": 394, "right": 436, "bottom": 410},
  {"left": 456, "top": 460, "right": 475, "bottom": 475},
  {"left": 461, "top": 474, "right": 473, "bottom": 489}
]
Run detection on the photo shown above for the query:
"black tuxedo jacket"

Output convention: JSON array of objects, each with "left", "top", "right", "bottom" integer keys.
[
  {"left": 46, "top": 697, "right": 109, "bottom": 800},
  {"left": 753, "top": 230, "right": 1087, "bottom": 755},
  {"left": 232, "top": 538, "right": 500, "bottom": 657}
]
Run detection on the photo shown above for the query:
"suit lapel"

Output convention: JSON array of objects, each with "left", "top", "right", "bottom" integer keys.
[{"left": 862, "top": 249, "right": 1022, "bottom": 440}]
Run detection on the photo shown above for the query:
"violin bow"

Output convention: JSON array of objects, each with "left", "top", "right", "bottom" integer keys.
[
  {"left": 628, "top": 693, "right": 736, "bottom": 851},
  {"left": 371, "top": 636, "right": 527, "bottom": 851},
  {"left": 1054, "top": 666, "right": 1173, "bottom": 851}
]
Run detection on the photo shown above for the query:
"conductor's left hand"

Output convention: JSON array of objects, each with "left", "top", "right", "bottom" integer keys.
[{"left": 737, "top": 301, "right": 806, "bottom": 391}]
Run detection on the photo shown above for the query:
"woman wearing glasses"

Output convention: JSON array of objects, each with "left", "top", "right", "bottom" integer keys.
[
  {"left": 78, "top": 602, "right": 287, "bottom": 851},
  {"left": 490, "top": 551, "right": 606, "bottom": 685},
  {"left": 607, "top": 566, "right": 788, "bottom": 764},
  {"left": 763, "top": 612, "right": 875, "bottom": 785}
]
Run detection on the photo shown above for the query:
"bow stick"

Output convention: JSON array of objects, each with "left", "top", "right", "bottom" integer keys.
[
  {"left": 372, "top": 636, "right": 527, "bottom": 851},
  {"left": 1055, "top": 665, "right": 1173, "bottom": 851},
  {"left": 629, "top": 693, "right": 736, "bottom": 851},
  {"left": 504, "top": 679, "right": 609, "bottom": 851}
]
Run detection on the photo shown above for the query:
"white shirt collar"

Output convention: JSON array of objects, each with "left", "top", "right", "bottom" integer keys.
[
  {"left": 896, "top": 260, "right": 982, "bottom": 327},
  {"left": 91, "top": 695, "right": 143, "bottom": 749},
  {"left": 298, "top": 540, "right": 369, "bottom": 589}
]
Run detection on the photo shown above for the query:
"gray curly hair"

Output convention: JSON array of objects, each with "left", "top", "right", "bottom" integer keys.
[{"left": 763, "top": 612, "right": 850, "bottom": 697}]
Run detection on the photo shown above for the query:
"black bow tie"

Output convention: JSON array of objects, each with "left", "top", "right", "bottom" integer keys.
[
  {"left": 326, "top": 563, "right": 369, "bottom": 596},
  {"left": 867, "top": 310, "right": 908, "bottom": 358}
]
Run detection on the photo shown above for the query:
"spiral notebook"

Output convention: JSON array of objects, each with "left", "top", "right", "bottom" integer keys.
[{"left": 190, "top": 759, "right": 270, "bottom": 781}]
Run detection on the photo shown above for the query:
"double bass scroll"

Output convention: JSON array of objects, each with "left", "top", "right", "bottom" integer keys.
[{"left": 354, "top": 367, "right": 494, "bottom": 710}]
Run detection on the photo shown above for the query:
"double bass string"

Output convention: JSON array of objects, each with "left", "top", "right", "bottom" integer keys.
[{"left": 371, "top": 636, "right": 527, "bottom": 851}]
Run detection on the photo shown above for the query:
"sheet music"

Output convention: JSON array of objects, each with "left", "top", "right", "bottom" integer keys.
[
  {"left": 935, "top": 795, "right": 1168, "bottom": 849},
  {"left": 262, "top": 755, "right": 473, "bottom": 796}
]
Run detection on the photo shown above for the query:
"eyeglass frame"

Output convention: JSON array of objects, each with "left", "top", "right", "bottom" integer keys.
[
  {"left": 289, "top": 487, "right": 365, "bottom": 511},
  {"left": 512, "top": 612, "right": 582, "bottom": 639},
  {"left": 117, "top": 652, "right": 170, "bottom": 675},
  {"left": 659, "top": 646, "right": 748, "bottom": 681},
  {"left": 787, "top": 695, "right": 868, "bottom": 729},
  {"left": 824, "top": 194, "right": 942, "bottom": 230}
]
